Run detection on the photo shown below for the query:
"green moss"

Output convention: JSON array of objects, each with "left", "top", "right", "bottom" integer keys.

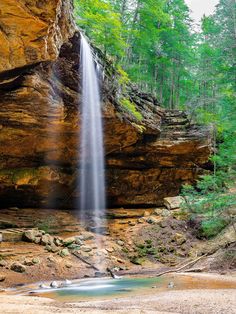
[
  {"left": 120, "top": 97, "right": 143, "bottom": 121},
  {"left": 0, "top": 168, "right": 38, "bottom": 185},
  {"left": 35, "top": 216, "right": 57, "bottom": 233},
  {"left": 135, "top": 241, "right": 157, "bottom": 257},
  {"left": 131, "top": 123, "right": 146, "bottom": 133},
  {"left": 12, "top": 168, "right": 36, "bottom": 184}
]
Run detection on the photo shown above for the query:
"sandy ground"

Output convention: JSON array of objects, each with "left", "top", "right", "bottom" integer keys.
[
  {"left": 0, "top": 273, "right": 236, "bottom": 314},
  {"left": 0, "top": 289, "right": 235, "bottom": 314}
]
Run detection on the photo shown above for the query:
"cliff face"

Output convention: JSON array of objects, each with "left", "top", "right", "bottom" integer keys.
[{"left": 0, "top": 0, "right": 212, "bottom": 209}]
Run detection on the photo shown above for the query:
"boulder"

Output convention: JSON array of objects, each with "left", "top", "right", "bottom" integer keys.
[
  {"left": 59, "top": 248, "right": 70, "bottom": 257},
  {"left": 41, "top": 234, "right": 54, "bottom": 246},
  {"left": 63, "top": 237, "right": 76, "bottom": 246},
  {"left": 50, "top": 281, "right": 59, "bottom": 288},
  {"left": 46, "top": 243, "right": 60, "bottom": 253},
  {"left": 23, "top": 229, "right": 42, "bottom": 242},
  {"left": 32, "top": 258, "right": 40, "bottom": 264},
  {"left": 10, "top": 262, "right": 26, "bottom": 273},
  {"left": 163, "top": 196, "right": 184, "bottom": 210}
]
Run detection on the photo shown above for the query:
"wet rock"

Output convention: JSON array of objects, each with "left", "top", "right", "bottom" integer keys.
[
  {"left": 164, "top": 196, "right": 184, "bottom": 210},
  {"left": 50, "top": 281, "right": 59, "bottom": 288},
  {"left": 59, "top": 248, "right": 70, "bottom": 257},
  {"left": 39, "top": 284, "right": 50, "bottom": 289},
  {"left": 64, "top": 279, "right": 72, "bottom": 286},
  {"left": 10, "top": 262, "right": 26, "bottom": 273},
  {"left": 63, "top": 237, "right": 76, "bottom": 246}
]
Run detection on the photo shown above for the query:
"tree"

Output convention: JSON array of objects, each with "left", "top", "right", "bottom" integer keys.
[{"left": 74, "top": 0, "right": 126, "bottom": 60}]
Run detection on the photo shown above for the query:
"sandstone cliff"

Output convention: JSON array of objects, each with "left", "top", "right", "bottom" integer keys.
[{"left": 0, "top": 0, "right": 212, "bottom": 209}]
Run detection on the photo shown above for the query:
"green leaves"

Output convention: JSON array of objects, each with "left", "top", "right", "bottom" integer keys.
[{"left": 74, "top": 0, "right": 126, "bottom": 59}]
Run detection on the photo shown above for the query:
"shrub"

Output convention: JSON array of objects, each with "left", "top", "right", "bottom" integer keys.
[{"left": 198, "top": 217, "right": 229, "bottom": 239}]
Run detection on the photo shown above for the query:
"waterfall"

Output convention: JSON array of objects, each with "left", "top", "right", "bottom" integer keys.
[{"left": 79, "top": 34, "right": 106, "bottom": 235}]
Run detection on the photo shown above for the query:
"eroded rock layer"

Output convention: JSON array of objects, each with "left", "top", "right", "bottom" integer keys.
[{"left": 0, "top": 0, "right": 212, "bottom": 209}]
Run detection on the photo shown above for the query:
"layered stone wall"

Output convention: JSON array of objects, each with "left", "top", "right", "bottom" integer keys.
[{"left": 0, "top": 0, "right": 212, "bottom": 209}]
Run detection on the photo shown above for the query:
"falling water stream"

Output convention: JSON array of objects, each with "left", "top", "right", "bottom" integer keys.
[{"left": 79, "top": 34, "right": 106, "bottom": 239}]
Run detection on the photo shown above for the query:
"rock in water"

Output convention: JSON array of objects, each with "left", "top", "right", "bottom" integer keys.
[
  {"left": 50, "top": 281, "right": 59, "bottom": 288},
  {"left": 64, "top": 279, "right": 72, "bottom": 286},
  {"left": 39, "top": 284, "right": 50, "bottom": 289}
]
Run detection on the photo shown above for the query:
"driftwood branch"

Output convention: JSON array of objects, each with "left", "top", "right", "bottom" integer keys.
[
  {"left": 72, "top": 251, "right": 99, "bottom": 271},
  {"left": 155, "top": 254, "right": 207, "bottom": 278}
]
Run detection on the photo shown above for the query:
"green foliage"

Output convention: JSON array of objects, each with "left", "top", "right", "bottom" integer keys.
[
  {"left": 74, "top": 0, "right": 236, "bottom": 242},
  {"left": 181, "top": 128, "right": 236, "bottom": 238},
  {"left": 199, "top": 217, "right": 229, "bottom": 239},
  {"left": 120, "top": 97, "right": 143, "bottom": 121},
  {"left": 74, "top": 0, "right": 126, "bottom": 59}
]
